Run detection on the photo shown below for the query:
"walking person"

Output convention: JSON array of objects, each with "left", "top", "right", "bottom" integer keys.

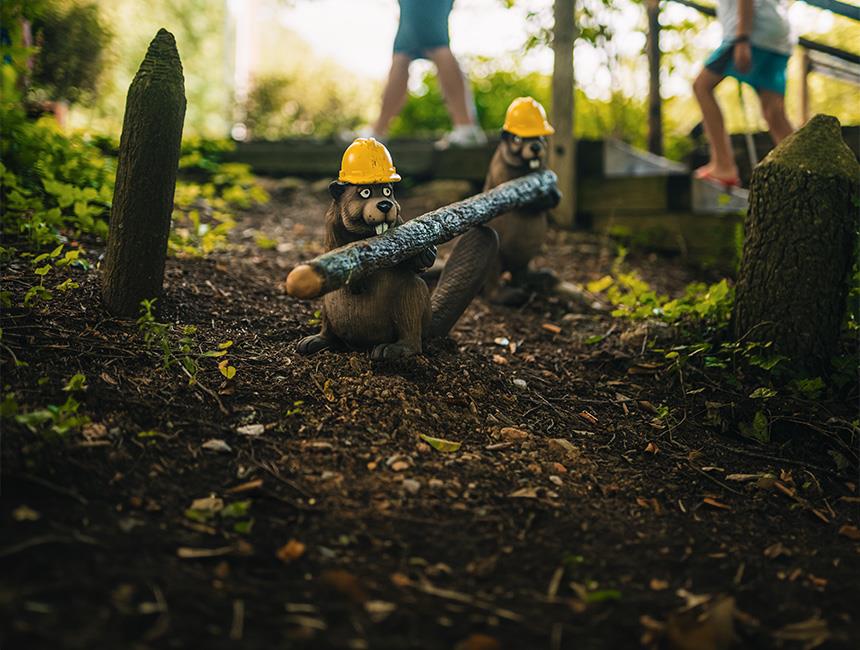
[
  {"left": 692, "top": 0, "right": 796, "bottom": 186},
  {"left": 365, "top": 0, "right": 485, "bottom": 148}
]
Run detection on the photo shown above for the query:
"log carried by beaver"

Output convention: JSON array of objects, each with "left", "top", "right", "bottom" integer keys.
[
  {"left": 286, "top": 167, "right": 560, "bottom": 301},
  {"left": 289, "top": 138, "right": 558, "bottom": 360}
]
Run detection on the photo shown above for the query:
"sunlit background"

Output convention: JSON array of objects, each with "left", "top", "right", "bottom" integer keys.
[{"left": 21, "top": 0, "right": 860, "bottom": 158}]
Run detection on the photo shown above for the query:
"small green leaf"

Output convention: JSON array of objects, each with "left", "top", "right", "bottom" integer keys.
[
  {"left": 586, "top": 276, "right": 613, "bottom": 293},
  {"left": 34, "top": 264, "right": 51, "bottom": 276},
  {"left": 419, "top": 433, "right": 461, "bottom": 453},
  {"left": 233, "top": 519, "right": 254, "bottom": 534},
  {"left": 584, "top": 334, "right": 605, "bottom": 345},
  {"left": 584, "top": 589, "right": 622, "bottom": 603},
  {"left": 63, "top": 373, "right": 87, "bottom": 392},
  {"left": 749, "top": 387, "right": 777, "bottom": 399},
  {"left": 221, "top": 500, "right": 252, "bottom": 519},
  {"left": 218, "top": 340, "right": 233, "bottom": 350}
]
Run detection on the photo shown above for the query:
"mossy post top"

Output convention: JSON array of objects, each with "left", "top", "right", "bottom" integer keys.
[
  {"left": 762, "top": 114, "right": 860, "bottom": 181},
  {"left": 135, "top": 28, "right": 184, "bottom": 87}
]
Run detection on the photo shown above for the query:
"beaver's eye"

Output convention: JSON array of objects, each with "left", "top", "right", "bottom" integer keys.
[
  {"left": 359, "top": 188, "right": 371, "bottom": 199},
  {"left": 512, "top": 136, "right": 522, "bottom": 146},
  {"left": 382, "top": 187, "right": 391, "bottom": 197}
]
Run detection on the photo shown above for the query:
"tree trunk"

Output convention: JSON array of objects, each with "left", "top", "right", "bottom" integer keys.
[
  {"left": 102, "top": 29, "right": 186, "bottom": 317},
  {"left": 646, "top": 0, "right": 663, "bottom": 156},
  {"left": 733, "top": 114, "right": 860, "bottom": 374},
  {"left": 550, "top": 0, "right": 576, "bottom": 228},
  {"left": 286, "top": 170, "right": 560, "bottom": 299}
]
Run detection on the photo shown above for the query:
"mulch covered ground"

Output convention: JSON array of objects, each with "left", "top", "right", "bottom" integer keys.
[{"left": 2, "top": 178, "right": 858, "bottom": 650}]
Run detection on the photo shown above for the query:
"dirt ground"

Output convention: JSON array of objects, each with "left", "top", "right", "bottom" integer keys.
[{"left": 2, "top": 178, "right": 858, "bottom": 650}]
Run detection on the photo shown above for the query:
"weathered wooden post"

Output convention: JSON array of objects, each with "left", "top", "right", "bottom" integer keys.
[
  {"left": 646, "top": 0, "right": 663, "bottom": 156},
  {"left": 550, "top": 0, "right": 576, "bottom": 228},
  {"left": 102, "top": 29, "right": 186, "bottom": 317},
  {"left": 733, "top": 115, "right": 860, "bottom": 373}
]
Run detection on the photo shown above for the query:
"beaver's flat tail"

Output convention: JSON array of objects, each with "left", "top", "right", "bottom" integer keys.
[{"left": 429, "top": 226, "right": 498, "bottom": 339}]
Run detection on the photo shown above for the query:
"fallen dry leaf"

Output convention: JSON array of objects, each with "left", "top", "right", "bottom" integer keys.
[
  {"left": 666, "top": 595, "right": 735, "bottom": 650},
  {"left": 837, "top": 524, "right": 860, "bottom": 541},
  {"left": 578, "top": 411, "right": 599, "bottom": 425},
  {"left": 390, "top": 572, "right": 411, "bottom": 588},
  {"left": 509, "top": 486, "right": 540, "bottom": 498},
  {"left": 491, "top": 354, "right": 507, "bottom": 365},
  {"left": 702, "top": 497, "right": 731, "bottom": 511},
  {"left": 500, "top": 427, "right": 529, "bottom": 441},
  {"left": 321, "top": 569, "right": 367, "bottom": 603},
  {"left": 276, "top": 539, "right": 306, "bottom": 564},
  {"left": 650, "top": 578, "right": 669, "bottom": 591},
  {"left": 772, "top": 615, "right": 830, "bottom": 649},
  {"left": 202, "top": 439, "right": 232, "bottom": 453},
  {"left": 226, "top": 479, "right": 264, "bottom": 494},
  {"left": 454, "top": 633, "right": 501, "bottom": 650},
  {"left": 645, "top": 441, "right": 659, "bottom": 454},
  {"left": 541, "top": 323, "right": 561, "bottom": 334},
  {"left": 177, "top": 545, "right": 235, "bottom": 559}
]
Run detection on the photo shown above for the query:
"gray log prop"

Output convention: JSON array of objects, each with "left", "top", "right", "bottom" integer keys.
[
  {"left": 286, "top": 170, "right": 560, "bottom": 299},
  {"left": 102, "top": 29, "right": 186, "bottom": 317},
  {"left": 733, "top": 114, "right": 860, "bottom": 373}
]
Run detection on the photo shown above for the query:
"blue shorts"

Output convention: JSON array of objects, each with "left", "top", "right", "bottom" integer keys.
[
  {"left": 393, "top": 0, "right": 454, "bottom": 60},
  {"left": 705, "top": 41, "right": 790, "bottom": 95}
]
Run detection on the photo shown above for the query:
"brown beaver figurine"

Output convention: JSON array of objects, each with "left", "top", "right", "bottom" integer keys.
[
  {"left": 297, "top": 138, "right": 497, "bottom": 360},
  {"left": 483, "top": 96, "right": 558, "bottom": 306}
]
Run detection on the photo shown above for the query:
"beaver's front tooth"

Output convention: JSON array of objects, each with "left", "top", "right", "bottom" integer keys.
[
  {"left": 530, "top": 159, "right": 540, "bottom": 169},
  {"left": 375, "top": 224, "right": 384, "bottom": 235},
  {"left": 381, "top": 223, "right": 389, "bottom": 233}
]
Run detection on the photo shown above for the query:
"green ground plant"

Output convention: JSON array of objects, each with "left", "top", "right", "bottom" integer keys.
[
  {"left": 587, "top": 249, "right": 857, "bottom": 454},
  {"left": 137, "top": 299, "right": 237, "bottom": 385}
]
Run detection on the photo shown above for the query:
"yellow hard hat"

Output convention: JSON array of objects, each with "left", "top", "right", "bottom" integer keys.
[
  {"left": 338, "top": 137, "right": 401, "bottom": 184},
  {"left": 502, "top": 97, "right": 555, "bottom": 138}
]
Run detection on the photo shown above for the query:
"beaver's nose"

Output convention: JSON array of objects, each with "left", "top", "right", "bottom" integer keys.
[
  {"left": 376, "top": 200, "right": 393, "bottom": 214},
  {"left": 530, "top": 142, "right": 542, "bottom": 153}
]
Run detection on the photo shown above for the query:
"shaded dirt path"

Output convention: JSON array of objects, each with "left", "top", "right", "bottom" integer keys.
[{"left": 2, "top": 179, "right": 858, "bottom": 649}]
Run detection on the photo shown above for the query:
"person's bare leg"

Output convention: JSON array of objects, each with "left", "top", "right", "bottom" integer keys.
[
  {"left": 758, "top": 90, "right": 793, "bottom": 145},
  {"left": 373, "top": 53, "right": 412, "bottom": 137},
  {"left": 693, "top": 67, "right": 738, "bottom": 180},
  {"left": 427, "top": 46, "right": 473, "bottom": 126}
]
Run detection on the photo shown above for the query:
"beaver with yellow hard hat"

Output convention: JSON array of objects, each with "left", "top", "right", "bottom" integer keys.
[
  {"left": 482, "top": 96, "right": 558, "bottom": 306},
  {"left": 296, "top": 138, "right": 498, "bottom": 360}
]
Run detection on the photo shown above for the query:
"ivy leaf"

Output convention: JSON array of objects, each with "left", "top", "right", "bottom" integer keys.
[{"left": 218, "top": 359, "right": 236, "bottom": 379}]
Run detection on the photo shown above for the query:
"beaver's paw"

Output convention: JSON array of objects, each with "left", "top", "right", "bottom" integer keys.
[
  {"left": 297, "top": 334, "right": 333, "bottom": 355},
  {"left": 370, "top": 342, "right": 419, "bottom": 361},
  {"left": 415, "top": 245, "right": 437, "bottom": 271},
  {"left": 490, "top": 286, "right": 530, "bottom": 307},
  {"left": 525, "top": 268, "right": 560, "bottom": 291}
]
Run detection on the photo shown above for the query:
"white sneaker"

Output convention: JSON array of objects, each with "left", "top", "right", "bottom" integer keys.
[
  {"left": 434, "top": 124, "right": 487, "bottom": 150},
  {"left": 337, "top": 126, "right": 382, "bottom": 144}
]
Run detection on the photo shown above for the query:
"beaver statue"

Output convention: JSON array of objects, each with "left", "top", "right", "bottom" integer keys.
[
  {"left": 483, "top": 96, "right": 559, "bottom": 306},
  {"left": 297, "top": 138, "right": 497, "bottom": 360}
]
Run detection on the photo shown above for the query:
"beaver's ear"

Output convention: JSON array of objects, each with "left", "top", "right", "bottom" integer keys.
[{"left": 329, "top": 181, "right": 348, "bottom": 200}]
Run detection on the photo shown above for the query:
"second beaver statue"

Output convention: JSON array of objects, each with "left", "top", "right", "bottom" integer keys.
[
  {"left": 484, "top": 96, "right": 558, "bottom": 306},
  {"left": 297, "top": 138, "right": 497, "bottom": 360}
]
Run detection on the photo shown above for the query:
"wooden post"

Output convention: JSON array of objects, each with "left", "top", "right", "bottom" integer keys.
[
  {"left": 550, "top": 0, "right": 576, "bottom": 228},
  {"left": 102, "top": 29, "right": 186, "bottom": 317},
  {"left": 733, "top": 115, "right": 860, "bottom": 374},
  {"left": 286, "top": 170, "right": 560, "bottom": 300},
  {"left": 799, "top": 48, "right": 811, "bottom": 125},
  {"left": 646, "top": 0, "right": 663, "bottom": 156}
]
